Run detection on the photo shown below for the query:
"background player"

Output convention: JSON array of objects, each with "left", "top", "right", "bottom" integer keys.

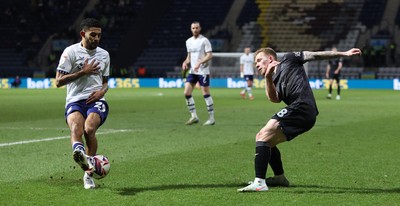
[
  {"left": 326, "top": 46, "right": 344, "bottom": 100},
  {"left": 55, "top": 18, "right": 110, "bottom": 189},
  {"left": 239, "top": 47, "right": 256, "bottom": 100},
  {"left": 181, "top": 21, "right": 215, "bottom": 126},
  {"left": 238, "top": 47, "right": 361, "bottom": 192}
]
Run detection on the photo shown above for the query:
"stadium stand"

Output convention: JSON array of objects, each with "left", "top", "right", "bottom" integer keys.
[
  {"left": 131, "top": 0, "right": 233, "bottom": 77},
  {"left": 376, "top": 67, "right": 400, "bottom": 79},
  {"left": 0, "top": 0, "right": 399, "bottom": 79},
  {"left": 0, "top": 0, "right": 88, "bottom": 77}
]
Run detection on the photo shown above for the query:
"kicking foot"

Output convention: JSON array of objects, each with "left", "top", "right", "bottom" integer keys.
[{"left": 73, "top": 149, "right": 91, "bottom": 171}]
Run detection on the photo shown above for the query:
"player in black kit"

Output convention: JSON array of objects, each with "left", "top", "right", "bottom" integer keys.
[
  {"left": 238, "top": 47, "right": 361, "bottom": 192},
  {"left": 326, "top": 47, "right": 344, "bottom": 100}
]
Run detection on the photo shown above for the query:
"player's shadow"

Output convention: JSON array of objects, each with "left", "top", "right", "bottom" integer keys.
[
  {"left": 287, "top": 184, "right": 400, "bottom": 194},
  {"left": 117, "top": 183, "right": 239, "bottom": 196},
  {"left": 117, "top": 183, "right": 400, "bottom": 196}
]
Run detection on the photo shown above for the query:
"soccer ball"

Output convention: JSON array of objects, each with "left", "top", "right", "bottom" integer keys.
[{"left": 91, "top": 154, "right": 110, "bottom": 179}]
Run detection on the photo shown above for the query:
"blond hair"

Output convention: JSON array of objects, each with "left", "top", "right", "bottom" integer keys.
[{"left": 254, "top": 47, "right": 277, "bottom": 61}]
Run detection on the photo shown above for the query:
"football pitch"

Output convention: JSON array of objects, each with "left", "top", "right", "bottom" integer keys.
[{"left": 0, "top": 88, "right": 399, "bottom": 205}]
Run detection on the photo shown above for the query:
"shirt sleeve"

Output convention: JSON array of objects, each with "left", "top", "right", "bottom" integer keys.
[
  {"left": 103, "top": 52, "right": 110, "bottom": 77},
  {"left": 204, "top": 38, "right": 212, "bottom": 53},
  {"left": 57, "top": 47, "right": 73, "bottom": 74}
]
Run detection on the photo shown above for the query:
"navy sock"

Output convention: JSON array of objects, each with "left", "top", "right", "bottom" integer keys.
[
  {"left": 269, "top": 146, "right": 284, "bottom": 176},
  {"left": 255, "top": 141, "right": 271, "bottom": 179}
]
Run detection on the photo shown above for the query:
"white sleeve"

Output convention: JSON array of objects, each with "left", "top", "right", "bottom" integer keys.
[
  {"left": 204, "top": 38, "right": 212, "bottom": 53},
  {"left": 57, "top": 47, "right": 73, "bottom": 74},
  {"left": 103, "top": 53, "right": 110, "bottom": 77}
]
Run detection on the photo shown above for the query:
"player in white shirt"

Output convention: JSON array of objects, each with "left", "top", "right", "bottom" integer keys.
[
  {"left": 55, "top": 18, "right": 110, "bottom": 189},
  {"left": 182, "top": 21, "right": 215, "bottom": 126},
  {"left": 239, "top": 47, "right": 256, "bottom": 100}
]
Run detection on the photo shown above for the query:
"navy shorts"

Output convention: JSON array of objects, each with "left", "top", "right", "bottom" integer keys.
[
  {"left": 65, "top": 99, "right": 109, "bottom": 126},
  {"left": 186, "top": 74, "right": 210, "bottom": 87},
  {"left": 271, "top": 104, "right": 317, "bottom": 141},
  {"left": 244, "top": 75, "right": 254, "bottom": 81}
]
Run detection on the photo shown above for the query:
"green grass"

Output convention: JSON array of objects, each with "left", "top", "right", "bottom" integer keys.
[{"left": 0, "top": 88, "right": 399, "bottom": 205}]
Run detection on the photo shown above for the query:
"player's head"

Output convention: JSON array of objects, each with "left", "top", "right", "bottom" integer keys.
[
  {"left": 80, "top": 18, "right": 102, "bottom": 50},
  {"left": 244, "top": 47, "right": 251, "bottom": 54},
  {"left": 254, "top": 47, "right": 277, "bottom": 61},
  {"left": 254, "top": 47, "right": 278, "bottom": 75},
  {"left": 191, "top": 21, "right": 201, "bottom": 37}
]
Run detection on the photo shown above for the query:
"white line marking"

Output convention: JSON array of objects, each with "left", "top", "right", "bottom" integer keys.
[{"left": 0, "top": 129, "right": 135, "bottom": 147}]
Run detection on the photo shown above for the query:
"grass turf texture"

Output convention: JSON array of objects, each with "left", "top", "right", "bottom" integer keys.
[{"left": 0, "top": 88, "right": 399, "bottom": 205}]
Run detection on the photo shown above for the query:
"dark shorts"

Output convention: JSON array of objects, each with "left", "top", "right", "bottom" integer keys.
[
  {"left": 186, "top": 74, "right": 210, "bottom": 87},
  {"left": 244, "top": 75, "right": 254, "bottom": 81},
  {"left": 329, "top": 73, "right": 340, "bottom": 81},
  {"left": 271, "top": 104, "right": 317, "bottom": 141},
  {"left": 65, "top": 99, "right": 109, "bottom": 126}
]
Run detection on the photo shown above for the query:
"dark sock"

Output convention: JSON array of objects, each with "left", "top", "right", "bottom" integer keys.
[
  {"left": 255, "top": 141, "right": 271, "bottom": 179},
  {"left": 269, "top": 146, "right": 284, "bottom": 176},
  {"left": 329, "top": 85, "right": 332, "bottom": 94}
]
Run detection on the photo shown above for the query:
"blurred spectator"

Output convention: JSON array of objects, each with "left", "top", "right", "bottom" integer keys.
[
  {"left": 11, "top": 76, "right": 21, "bottom": 88},
  {"left": 137, "top": 64, "right": 147, "bottom": 77},
  {"left": 389, "top": 40, "right": 396, "bottom": 65}
]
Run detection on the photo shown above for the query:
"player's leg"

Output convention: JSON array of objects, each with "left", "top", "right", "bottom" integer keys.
[
  {"left": 84, "top": 100, "right": 109, "bottom": 156},
  {"left": 335, "top": 75, "right": 341, "bottom": 100},
  {"left": 327, "top": 78, "right": 333, "bottom": 99},
  {"left": 240, "top": 75, "right": 247, "bottom": 99},
  {"left": 266, "top": 146, "right": 290, "bottom": 187},
  {"left": 201, "top": 85, "right": 215, "bottom": 126},
  {"left": 66, "top": 110, "right": 92, "bottom": 171},
  {"left": 238, "top": 119, "right": 286, "bottom": 192},
  {"left": 84, "top": 113, "right": 101, "bottom": 156},
  {"left": 184, "top": 81, "right": 199, "bottom": 125},
  {"left": 247, "top": 77, "right": 254, "bottom": 100},
  {"left": 82, "top": 112, "right": 100, "bottom": 189},
  {"left": 83, "top": 101, "right": 109, "bottom": 189}
]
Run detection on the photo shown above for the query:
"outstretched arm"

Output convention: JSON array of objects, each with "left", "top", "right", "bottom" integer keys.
[{"left": 303, "top": 48, "right": 362, "bottom": 62}]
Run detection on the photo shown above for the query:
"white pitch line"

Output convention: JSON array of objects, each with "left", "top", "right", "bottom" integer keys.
[{"left": 0, "top": 129, "right": 135, "bottom": 147}]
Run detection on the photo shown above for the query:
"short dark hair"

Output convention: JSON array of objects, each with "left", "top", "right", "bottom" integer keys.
[
  {"left": 80, "top": 18, "right": 102, "bottom": 31},
  {"left": 254, "top": 47, "right": 277, "bottom": 60}
]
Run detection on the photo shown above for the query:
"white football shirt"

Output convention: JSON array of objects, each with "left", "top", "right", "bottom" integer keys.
[
  {"left": 240, "top": 53, "right": 254, "bottom": 75},
  {"left": 185, "top": 34, "right": 212, "bottom": 75},
  {"left": 57, "top": 42, "right": 110, "bottom": 107}
]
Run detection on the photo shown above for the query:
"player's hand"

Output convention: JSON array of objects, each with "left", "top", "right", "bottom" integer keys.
[
  {"left": 194, "top": 63, "right": 201, "bottom": 72},
  {"left": 182, "top": 63, "right": 189, "bottom": 70},
  {"left": 82, "top": 58, "right": 100, "bottom": 75},
  {"left": 265, "top": 61, "right": 280, "bottom": 77},
  {"left": 344, "top": 48, "right": 362, "bottom": 56},
  {"left": 86, "top": 90, "right": 105, "bottom": 104}
]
